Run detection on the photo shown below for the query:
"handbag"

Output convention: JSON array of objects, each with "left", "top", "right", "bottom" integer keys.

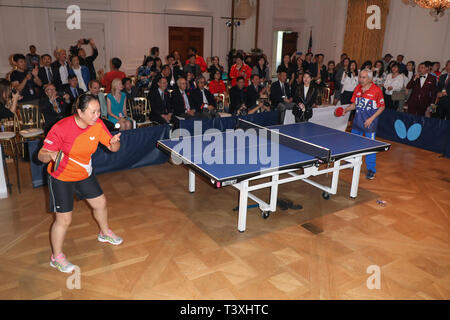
[{"left": 391, "top": 88, "right": 407, "bottom": 101}]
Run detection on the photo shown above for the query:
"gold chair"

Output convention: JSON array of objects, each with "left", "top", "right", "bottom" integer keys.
[
  {"left": 16, "top": 104, "right": 45, "bottom": 158},
  {"left": 128, "top": 97, "right": 153, "bottom": 128},
  {"left": 0, "top": 114, "right": 20, "bottom": 194},
  {"left": 217, "top": 94, "right": 226, "bottom": 112},
  {"left": 322, "top": 87, "right": 331, "bottom": 105}
]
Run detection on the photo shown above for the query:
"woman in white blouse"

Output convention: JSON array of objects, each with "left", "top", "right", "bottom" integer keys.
[
  {"left": 372, "top": 60, "right": 385, "bottom": 88},
  {"left": 340, "top": 60, "right": 358, "bottom": 105},
  {"left": 383, "top": 63, "right": 404, "bottom": 110}
]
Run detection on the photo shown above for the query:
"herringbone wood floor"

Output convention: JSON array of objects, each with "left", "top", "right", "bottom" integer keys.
[{"left": 0, "top": 139, "right": 449, "bottom": 300}]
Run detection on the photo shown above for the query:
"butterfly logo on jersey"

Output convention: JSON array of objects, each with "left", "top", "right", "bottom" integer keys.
[
  {"left": 89, "top": 136, "right": 95, "bottom": 141},
  {"left": 394, "top": 120, "right": 422, "bottom": 141}
]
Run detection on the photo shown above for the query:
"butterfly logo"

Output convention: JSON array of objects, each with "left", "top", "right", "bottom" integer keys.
[{"left": 394, "top": 120, "right": 422, "bottom": 141}]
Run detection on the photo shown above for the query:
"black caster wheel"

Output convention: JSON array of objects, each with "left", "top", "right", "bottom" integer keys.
[
  {"left": 261, "top": 211, "right": 270, "bottom": 219},
  {"left": 322, "top": 192, "right": 331, "bottom": 200}
]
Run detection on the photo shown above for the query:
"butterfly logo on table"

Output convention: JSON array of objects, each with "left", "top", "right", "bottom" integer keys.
[{"left": 394, "top": 119, "right": 422, "bottom": 141}]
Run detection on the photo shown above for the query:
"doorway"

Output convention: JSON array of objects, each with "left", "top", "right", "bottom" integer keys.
[
  {"left": 273, "top": 31, "right": 299, "bottom": 76},
  {"left": 168, "top": 27, "right": 204, "bottom": 62}
]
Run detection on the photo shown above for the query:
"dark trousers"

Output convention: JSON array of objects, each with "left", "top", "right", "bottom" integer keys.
[
  {"left": 341, "top": 90, "right": 355, "bottom": 120},
  {"left": 434, "top": 100, "right": 450, "bottom": 120},
  {"left": 384, "top": 93, "right": 398, "bottom": 111}
]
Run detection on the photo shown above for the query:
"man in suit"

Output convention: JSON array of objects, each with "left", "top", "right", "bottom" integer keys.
[
  {"left": 246, "top": 74, "right": 270, "bottom": 112},
  {"left": 434, "top": 60, "right": 450, "bottom": 120},
  {"left": 51, "top": 49, "right": 70, "bottom": 91},
  {"left": 171, "top": 77, "right": 197, "bottom": 119},
  {"left": 38, "top": 54, "right": 54, "bottom": 89},
  {"left": 188, "top": 76, "right": 217, "bottom": 118},
  {"left": 148, "top": 76, "right": 172, "bottom": 124},
  {"left": 167, "top": 54, "right": 184, "bottom": 83},
  {"left": 382, "top": 53, "right": 393, "bottom": 71},
  {"left": 121, "top": 77, "right": 140, "bottom": 102},
  {"left": 62, "top": 75, "right": 84, "bottom": 107},
  {"left": 149, "top": 65, "right": 175, "bottom": 93},
  {"left": 39, "top": 83, "right": 71, "bottom": 132},
  {"left": 270, "top": 70, "right": 296, "bottom": 124},
  {"left": 406, "top": 62, "right": 436, "bottom": 116}
]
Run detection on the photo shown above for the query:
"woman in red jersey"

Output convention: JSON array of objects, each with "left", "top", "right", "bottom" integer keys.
[{"left": 38, "top": 94, "right": 123, "bottom": 273}]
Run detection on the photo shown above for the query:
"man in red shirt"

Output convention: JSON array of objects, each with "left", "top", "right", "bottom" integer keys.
[
  {"left": 185, "top": 47, "right": 207, "bottom": 73},
  {"left": 343, "top": 69, "right": 385, "bottom": 180},
  {"left": 98, "top": 57, "right": 126, "bottom": 93}
]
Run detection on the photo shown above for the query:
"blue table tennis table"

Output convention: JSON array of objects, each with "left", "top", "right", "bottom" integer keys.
[{"left": 157, "top": 119, "right": 390, "bottom": 232}]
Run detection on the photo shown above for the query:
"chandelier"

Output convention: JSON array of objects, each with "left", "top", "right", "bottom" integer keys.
[{"left": 402, "top": 0, "right": 450, "bottom": 21}]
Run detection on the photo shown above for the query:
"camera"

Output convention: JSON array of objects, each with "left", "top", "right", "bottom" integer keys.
[{"left": 82, "top": 38, "right": 90, "bottom": 45}]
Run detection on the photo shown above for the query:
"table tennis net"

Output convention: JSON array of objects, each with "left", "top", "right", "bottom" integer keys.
[{"left": 236, "top": 119, "right": 331, "bottom": 163}]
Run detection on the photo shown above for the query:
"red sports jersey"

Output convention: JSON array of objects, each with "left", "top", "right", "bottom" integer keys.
[
  {"left": 351, "top": 82, "right": 385, "bottom": 132},
  {"left": 43, "top": 116, "right": 112, "bottom": 182}
]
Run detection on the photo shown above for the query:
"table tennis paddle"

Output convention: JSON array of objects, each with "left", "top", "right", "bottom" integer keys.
[
  {"left": 334, "top": 106, "right": 344, "bottom": 117},
  {"left": 53, "top": 150, "right": 63, "bottom": 172}
]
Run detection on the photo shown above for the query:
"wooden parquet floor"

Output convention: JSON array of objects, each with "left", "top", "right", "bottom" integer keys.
[{"left": 0, "top": 139, "right": 449, "bottom": 300}]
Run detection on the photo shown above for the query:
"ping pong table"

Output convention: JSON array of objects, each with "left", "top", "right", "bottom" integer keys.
[{"left": 157, "top": 119, "right": 391, "bottom": 232}]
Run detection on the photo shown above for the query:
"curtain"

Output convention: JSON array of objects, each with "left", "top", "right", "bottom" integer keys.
[{"left": 343, "top": 0, "right": 390, "bottom": 67}]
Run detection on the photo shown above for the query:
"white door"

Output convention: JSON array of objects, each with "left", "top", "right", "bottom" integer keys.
[{"left": 54, "top": 22, "right": 106, "bottom": 75}]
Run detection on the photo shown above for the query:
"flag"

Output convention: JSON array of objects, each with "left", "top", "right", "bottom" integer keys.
[{"left": 308, "top": 29, "right": 312, "bottom": 53}]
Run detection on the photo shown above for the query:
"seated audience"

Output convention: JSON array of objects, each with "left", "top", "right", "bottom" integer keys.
[
  {"left": 291, "top": 72, "right": 304, "bottom": 96},
  {"left": 77, "top": 38, "right": 98, "bottom": 81},
  {"left": 270, "top": 70, "right": 296, "bottom": 123},
  {"left": 0, "top": 78, "right": 21, "bottom": 120},
  {"left": 293, "top": 71, "right": 317, "bottom": 122},
  {"left": 51, "top": 49, "right": 70, "bottom": 90},
  {"left": 150, "top": 64, "right": 175, "bottom": 92},
  {"left": 10, "top": 53, "right": 42, "bottom": 104},
  {"left": 246, "top": 74, "right": 270, "bottom": 113},
  {"left": 230, "top": 55, "right": 252, "bottom": 87},
  {"left": 188, "top": 76, "right": 217, "bottom": 118},
  {"left": 167, "top": 54, "right": 184, "bottom": 84},
  {"left": 62, "top": 74, "right": 84, "bottom": 107},
  {"left": 152, "top": 57, "right": 163, "bottom": 74},
  {"left": 185, "top": 47, "right": 207, "bottom": 73},
  {"left": 148, "top": 77, "right": 173, "bottom": 124},
  {"left": 137, "top": 56, "right": 156, "bottom": 89},
  {"left": 38, "top": 54, "right": 54, "bottom": 88},
  {"left": 86, "top": 79, "right": 114, "bottom": 130},
  {"left": 172, "top": 50, "right": 184, "bottom": 67},
  {"left": 5, "top": 54, "right": 18, "bottom": 82},
  {"left": 39, "top": 83, "right": 71, "bottom": 132},
  {"left": 229, "top": 77, "right": 258, "bottom": 116},
  {"left": 252, "top": 55, "right": 270, "bottom": 84},
  {"left": 99, "top": 57, "right": 126, "bottom": 93},
  {"left": 149, "top": 46, "right": 159, "bottom": 59},
  {"left": 208, "top": 70, "right": 226, "bottom": 95},
  {"left": 207, "top": 56, "right": 224, "bottom": 81},
  {"left": 183, "top": 54, "right": 202, "bottom": 78},
  {"left": 69, "top": 55, "right": 90, "bottom": 92},
  {"left": 171, "top": 77, "right": 196, "bottom": 119},
  {"left": 122, "top": 77, "right": 140, "bottom": 102},
  {"left": 185, "top": 71, "right": 197, "bottom": 93},
  {"left": 106, "top": 78, "right": 132, "bottom": 130}
]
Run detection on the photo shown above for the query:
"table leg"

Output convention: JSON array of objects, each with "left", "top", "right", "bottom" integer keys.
[
  {"left": 269, "top": 174, "right": 279, "bottom": 212},
  {"left": 188, "top": 169, "right": 195, "bottom": 193},
  {"left": 350, "top": 156, "right": 362, "bottom": 199},
  {"left": 238, "top": 180, "right": 249, "bottom": 232},
  {"left": 330, "top": 160, "right": 341, "bottom": 195}
]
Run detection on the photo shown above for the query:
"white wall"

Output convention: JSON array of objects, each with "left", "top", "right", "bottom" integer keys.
[
  {"left": 383, "top": 0, "right": 450, "bottom": 66},
  {"left": 0, "top": 0, "right": 232, "bottom": 76}
]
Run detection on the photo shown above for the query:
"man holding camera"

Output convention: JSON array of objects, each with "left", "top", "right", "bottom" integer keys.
[
  {"left": 76, "top": 38, "right": 98, "bottom": 81},
  {"left": 246, "top": 74, "right": 270, "bottom": 113},
  {"left": 10, "top": 53, "right": 42, "bottom": 105}
]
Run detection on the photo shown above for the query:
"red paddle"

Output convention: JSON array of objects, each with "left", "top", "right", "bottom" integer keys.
[{"left": 334, "top": 106, "right": 344, "bottom": 117}]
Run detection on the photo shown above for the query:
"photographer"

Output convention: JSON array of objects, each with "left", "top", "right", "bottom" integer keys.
[
  {"left": 229, "top": 77, "right": 260, "bottom": 116},
  {"left": 76, "top": 38, "right": 99, "bottom": 81},
  {"left": 247, "top": 74, "right": 270, "bottom": 113},
  {"left": 10, "top": 53, "right": 42, "bottom": 105},
  {"left": 39, "top": 83, "right": 71, "bottom": 132}
]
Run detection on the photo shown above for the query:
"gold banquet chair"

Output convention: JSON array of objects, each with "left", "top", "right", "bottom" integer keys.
[
  {"left": 0, "top": 114, "right": 21, "bottom": 193},
  {"left": 128, "top": 97, "right": 153, "bottom": 128},
  {"left": 16, "top": 104, "right": 44, "bottom": 158}
]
